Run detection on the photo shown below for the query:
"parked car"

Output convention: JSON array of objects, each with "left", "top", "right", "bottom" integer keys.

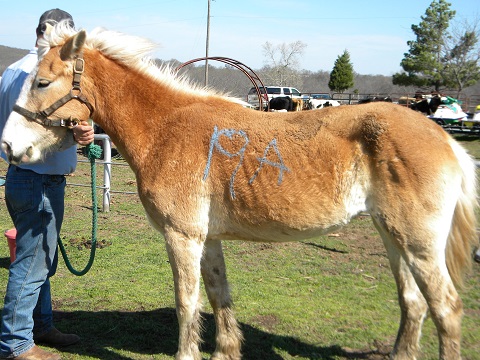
[
  {"left": 310, "top": 93, "right": 331, "bottom": 100},
  {"left": 247, "top": 86, "right": 302, "bottom": 109}
]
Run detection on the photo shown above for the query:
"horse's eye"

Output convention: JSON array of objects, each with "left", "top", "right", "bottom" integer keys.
[{"left": 38, "top": 79, "right": 51, "bottom": 88}]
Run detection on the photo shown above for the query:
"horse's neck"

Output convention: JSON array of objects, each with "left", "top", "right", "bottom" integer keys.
[{"left": 86, "top": 54, "right": 181, "bottom": 169}]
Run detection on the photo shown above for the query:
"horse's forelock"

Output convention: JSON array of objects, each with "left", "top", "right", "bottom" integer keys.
[{"left": 38, "top": 21, "right": 79, "bottom": 59}]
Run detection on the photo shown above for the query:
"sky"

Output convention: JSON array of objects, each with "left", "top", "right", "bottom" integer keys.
[{"left": 0, "top": 0, "right": 479, "bottom": 76}]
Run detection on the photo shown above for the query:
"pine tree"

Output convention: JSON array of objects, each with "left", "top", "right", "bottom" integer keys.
[
  {"left": 328, "top": 50, "right": 354, "bottom": 93},
  {"left": 393, "top": 0, "right": 455, "bottom": 91}
]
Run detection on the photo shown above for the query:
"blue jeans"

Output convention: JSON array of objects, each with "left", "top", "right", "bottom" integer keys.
[{"left": 0, "top": 166, "right": 64, "bottom": 357}]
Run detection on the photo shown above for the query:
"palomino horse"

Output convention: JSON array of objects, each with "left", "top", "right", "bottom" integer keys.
[{"left": 1, "top": 24, "right": 478, "bottom": 360}]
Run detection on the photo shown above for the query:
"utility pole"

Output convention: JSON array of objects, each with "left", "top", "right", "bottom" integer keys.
[{"left": 205, "top": 0, "right": 211, "bottom": 86}]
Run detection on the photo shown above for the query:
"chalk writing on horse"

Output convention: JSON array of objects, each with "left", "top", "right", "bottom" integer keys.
[
  {"left": 203, "top": 126, "right": 290, "bottom": 199},
  {"left": 248, "top": 138, "right": 289, "bottom": 186}
]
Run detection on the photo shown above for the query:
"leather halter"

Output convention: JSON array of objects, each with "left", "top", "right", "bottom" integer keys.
[{"left": 13, "top": 54, "right": 94, "bottom": 128}]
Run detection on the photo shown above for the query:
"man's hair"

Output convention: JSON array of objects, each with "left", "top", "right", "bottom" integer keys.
[{"left": 35, "top": 8, "right": 75, "bottom": 37}]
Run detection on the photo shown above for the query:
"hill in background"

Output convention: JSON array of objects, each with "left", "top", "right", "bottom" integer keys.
[
  {"left": 1, "top": 44, "right": 479, "bottom": 107},
  {"left": 0, "top": 45, "right": 29, "bottom": 75}
]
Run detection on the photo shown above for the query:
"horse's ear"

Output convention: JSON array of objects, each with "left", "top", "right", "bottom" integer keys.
[{"left": 60, "top": 30, "right": 87, "bottom": 61}]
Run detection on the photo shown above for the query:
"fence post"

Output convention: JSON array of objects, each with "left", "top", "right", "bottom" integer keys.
[{"left": 94, "top": 134, "right": 111, "bottom": 212}]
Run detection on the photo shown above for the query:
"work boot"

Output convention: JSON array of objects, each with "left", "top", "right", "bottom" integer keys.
[
  {"left": 34, "top": 328, "right": 80, "bottom": 347},
  {"left": 12, "top": 345, "right": 61, "bottom": 360}
]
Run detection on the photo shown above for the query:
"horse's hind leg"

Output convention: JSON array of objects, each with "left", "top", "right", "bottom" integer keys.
[
  {"left": 373, "top": 218, "right": 428, "bottom": 360},
  {"left": 201, "top": 239, "right": 243, "bottom": 360},
  {"left": 164, "top": 227, "right": 205, "bottom": 360},
  {"left": 374, "top": 217, "right": 463, "bottom": 360},
  {"left": 407, "top": 257, "right": 463, "bottom": 360}
]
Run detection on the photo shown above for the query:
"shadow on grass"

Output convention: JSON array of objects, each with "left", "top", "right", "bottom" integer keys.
[
  {"left": 453, "top": 134, "right": 480, "bottom": 142},
  {"left": 304, "top": 242, "right": 348, "bottom": 254},
  {"left": 0, "top": 255, "right": 391, "bottom": 359},
  {"left": 53, "top": 308, "right": 390, "bottom": 360}
]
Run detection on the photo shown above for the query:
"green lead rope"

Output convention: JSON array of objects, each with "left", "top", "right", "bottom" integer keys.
[{"left": 58, "top": 142, "right": 103, "bottom": 276}]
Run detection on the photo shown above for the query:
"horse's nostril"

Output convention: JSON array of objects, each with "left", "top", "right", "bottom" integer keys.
[
  {"left": 26, "top": 146, "right": 34, "bottom": 158},
  {"left": 0, "top": 142, "right": 33, "bottom": 165},
  {"left": 1, "top": 141, "right": 18, "bottom": 164},
  {"left": 1, "top": 141, "right": 11, "bottom": 157}
]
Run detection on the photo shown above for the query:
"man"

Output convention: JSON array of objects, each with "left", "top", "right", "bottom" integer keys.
[{"left": 0, "top": 9, "right": 94, "bottom": 360}]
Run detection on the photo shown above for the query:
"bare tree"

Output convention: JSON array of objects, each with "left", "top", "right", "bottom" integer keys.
[
  {"left": 262, "top": 41, "right": 307, "bottom": 85},
  {"left": 443, "top": 16, "right": 480, "bottom": 97}
]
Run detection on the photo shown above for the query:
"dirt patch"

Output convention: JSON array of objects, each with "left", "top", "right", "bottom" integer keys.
[
  {"left": 249, "top": 314, "right": 280, "bottom": 333},
  {"left": 64, "top": 236, "right": 113, "bottom": 249},
  {"left": 342, "top": 339, "right": 392, "bottom": 359}
]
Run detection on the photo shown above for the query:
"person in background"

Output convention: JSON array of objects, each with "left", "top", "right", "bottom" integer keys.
[{"left": 0, "top": 9, "right": 94, "bottom": 360}]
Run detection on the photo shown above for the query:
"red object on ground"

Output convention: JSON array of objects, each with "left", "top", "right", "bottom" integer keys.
[{"left": 4, "top": 228, "right": 17, "bottom": 263}]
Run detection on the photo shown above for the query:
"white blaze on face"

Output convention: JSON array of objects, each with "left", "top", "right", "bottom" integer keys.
[
  {"left": 1, "top": 72, "right": 45, "bottom": 164},
  {"left": 1, "top": 110, "right": 45, "bottom": 164}
]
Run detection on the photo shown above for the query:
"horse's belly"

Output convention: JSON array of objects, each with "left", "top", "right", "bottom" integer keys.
[
  {"left": 211, "top": 222, "right": 348, "bottom": 242},
  {"left": 209, "top": 177, "right": 369, "bottom": 242},
  {"left": 209, "top": 201, "right": 367, "bottom": 242}
]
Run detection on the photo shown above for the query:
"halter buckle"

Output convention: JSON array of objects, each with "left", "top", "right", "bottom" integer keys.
[
  {"left": 74, "top": 57, "right": 85, "bottom": 74},
  {"left": 61, "top": 117, "right": 79, "bottom": 129},
  {"left": 73, "top": 57, "right": 85, "bottom": 87}
]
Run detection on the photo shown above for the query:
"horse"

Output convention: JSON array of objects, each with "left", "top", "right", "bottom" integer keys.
[
  {"left": 307, "top": 99, "right": 341, "bottom": 109},
  {"left": 268, "top": 96, "right": 293, "bottom": 111},
  {"left": 1, "top": 24, "right": 478, "bottom": 360},
  {"left": 291, "top": 98, "right": 303, "bottom": 111},
  {"left": 409, "top": 95, "right": 443, "bottom": 115}
]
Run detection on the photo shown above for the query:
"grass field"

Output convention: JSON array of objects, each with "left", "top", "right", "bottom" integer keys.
[{"left": 0, "top": 134, "right": 479, "bottom": 359}]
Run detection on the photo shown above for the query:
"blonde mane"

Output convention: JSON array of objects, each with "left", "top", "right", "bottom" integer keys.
[{"left": 38, "top": 21, "right": 228, "bottom": 99}]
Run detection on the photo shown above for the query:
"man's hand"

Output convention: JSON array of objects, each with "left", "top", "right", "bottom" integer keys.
[{"left": 73, "top": 121, "right": 95, "bottom": 145}]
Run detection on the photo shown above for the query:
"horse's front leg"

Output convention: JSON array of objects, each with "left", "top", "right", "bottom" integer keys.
[
  {"left": 201, "top": 239, "right": 243, "bottom": 360},
  {"left": 164, "top": 226, "right": 205, "bottom": 360}
]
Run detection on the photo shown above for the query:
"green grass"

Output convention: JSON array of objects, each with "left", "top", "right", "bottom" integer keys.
[{"left": 0, "top": 136, "right": 479, "bottom": 359}]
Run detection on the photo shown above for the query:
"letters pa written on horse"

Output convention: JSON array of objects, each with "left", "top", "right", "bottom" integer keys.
[{"left": 1, "top": 22, "right": 478, "bottom": 360}]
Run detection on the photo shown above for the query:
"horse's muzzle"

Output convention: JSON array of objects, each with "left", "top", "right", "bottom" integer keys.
[{"left": 1, "top": 140, "right": 33, "bottom": 165}]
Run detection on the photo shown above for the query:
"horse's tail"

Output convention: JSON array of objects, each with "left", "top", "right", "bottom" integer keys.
[{"left": 446, "top": 138, "right": 479, "bottom": 288}]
